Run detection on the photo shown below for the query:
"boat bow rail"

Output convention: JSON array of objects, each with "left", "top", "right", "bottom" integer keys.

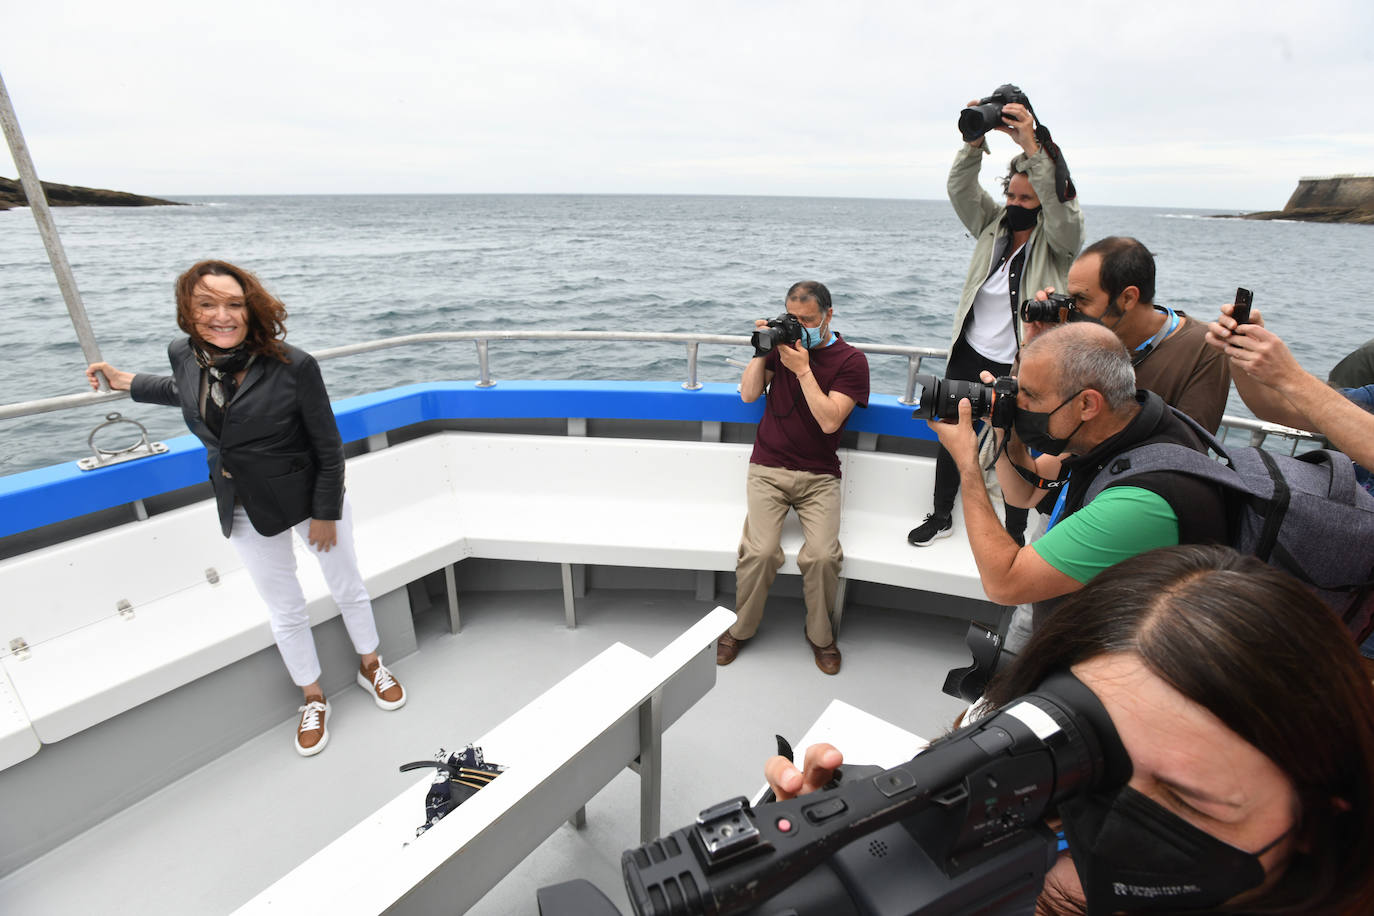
[
  {"left": 0, "top": 378, "right": 948, "bottom": 541},
  {"left": 0, "top": 361, "right": 1320, "bottom": 544}
]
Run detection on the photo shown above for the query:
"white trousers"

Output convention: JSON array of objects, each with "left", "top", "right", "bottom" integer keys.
[{"left": 229, "top": 496, "right": 380, "bottom": 687}]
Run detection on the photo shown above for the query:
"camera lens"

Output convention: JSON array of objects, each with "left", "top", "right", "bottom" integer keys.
[
  {"left": 1019, "top": 294, "right": 1077, "bottom": 325},
  {"left": 911, "top": 374, "right": 996, "bottom": 422},
  {"left": 958, "top": 102, "right": 1004, "bottom": 143}
]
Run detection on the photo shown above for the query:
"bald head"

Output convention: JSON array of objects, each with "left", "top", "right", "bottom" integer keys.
[{"left": 1023, "top": 323, "right": 1137, "bottom": 409}]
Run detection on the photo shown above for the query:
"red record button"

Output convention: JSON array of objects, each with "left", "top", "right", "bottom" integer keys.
[{"left": 776, "top": 816, "right": 795, "bottom": 833}]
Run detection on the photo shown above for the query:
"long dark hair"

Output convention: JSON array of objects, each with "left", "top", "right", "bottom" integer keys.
[
  {"left": 175, "top": 260, "right": 290, "bottom": 362},
  {"left": 984, "top": 545, "right": 1374, "bottom": 914}
]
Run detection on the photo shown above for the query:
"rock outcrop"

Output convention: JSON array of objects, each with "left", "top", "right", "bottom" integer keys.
[
  {"left": 0, "top": 177, "right": 182, "bottom": 211},
  {"left": 1236, "top": 175, "right": 1374, "bottom": 225}
]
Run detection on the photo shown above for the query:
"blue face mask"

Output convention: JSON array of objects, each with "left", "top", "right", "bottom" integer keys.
[{"left": 801, "top": 318, "right": 829, "bottom": 349}]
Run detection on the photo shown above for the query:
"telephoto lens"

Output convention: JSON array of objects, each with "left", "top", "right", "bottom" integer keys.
[{"left": 909, "top": 374, "right": 996, "bottom": 422}]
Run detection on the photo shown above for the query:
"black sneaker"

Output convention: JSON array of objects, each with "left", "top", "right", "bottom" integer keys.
[{"left": 907, "top": 513, "right": 953, "bottom": 546}]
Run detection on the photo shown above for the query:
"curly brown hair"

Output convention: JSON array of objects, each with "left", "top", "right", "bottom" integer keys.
[{"left": 175, "top": 260, "right": 290, "bottom": 362}]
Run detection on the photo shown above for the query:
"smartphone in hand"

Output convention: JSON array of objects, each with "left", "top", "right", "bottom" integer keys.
[{"left": 1232, "top": 287, "right": 1254, "bottom": 325}]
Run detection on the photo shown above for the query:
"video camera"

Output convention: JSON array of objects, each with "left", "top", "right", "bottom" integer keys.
[
  {"left": 751, "top": 314, "right": 805, "bottom": 354},
  {"left": 909, "top": 373, "right": 1018, "bottom": 429},
  {"left": 537, "top": 670, "right": 1129, "bottom": 916},
  {"left": 958, "top": 84, "right": 1031, "bottom": 144}
]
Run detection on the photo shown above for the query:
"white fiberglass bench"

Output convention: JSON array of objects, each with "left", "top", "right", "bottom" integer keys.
[
  {"left": 0, "top": 431, "right": 984, "bottom": 771},
  {"left": 237, "top": 607, "right": 735, "bottom": 915}
]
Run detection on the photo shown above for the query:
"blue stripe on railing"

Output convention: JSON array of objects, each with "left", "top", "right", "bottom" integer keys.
[{"left": 0, "top": 380, "right": 934, "bottom": 538}]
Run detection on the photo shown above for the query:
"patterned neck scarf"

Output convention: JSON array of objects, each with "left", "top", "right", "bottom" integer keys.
[{"left": 194, "top": 344, "right": 256, "bottom": 437}]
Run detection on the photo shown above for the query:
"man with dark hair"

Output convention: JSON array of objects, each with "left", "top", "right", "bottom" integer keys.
[
  {"left": 1032, "top": 235, "right": 1231, "bottom": 434},
  {"left": 909, "top": 96, "right": 1084, "bottom": 548},
  {"left": 719, "top": 282, "right": 870, "bottom": 675},
  {"left": 930, "top": 322, "right": 1226, "bottom": 628}
]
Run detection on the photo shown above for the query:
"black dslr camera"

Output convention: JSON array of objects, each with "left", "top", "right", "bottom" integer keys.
[
  {"left": 958, "top": 84, "right": 1031, "bottom": 143},
  {"left": 909, "top": 373, "right": 1018, "bottom": 430},
  {"left": 1018, "top": 293, "right": 1080, "bottom": 325},
  {"left": 537, "top": 670, "right": 1130, "bottom": 916},
  {"left": 751, "top": 314, "right": 805, "bottom": 354}
]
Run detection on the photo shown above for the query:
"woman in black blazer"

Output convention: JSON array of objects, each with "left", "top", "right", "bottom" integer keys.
[{"left": 87, "top": 260, "right": 406, "bottom": 757}]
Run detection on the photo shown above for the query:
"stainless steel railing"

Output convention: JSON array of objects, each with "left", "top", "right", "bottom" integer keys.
[
  {"left": 0, "top": 329, "right": 1319, "bottom": 452},
  {"left": 0, "top": 70, "right": 1321, "bottom": 456}
]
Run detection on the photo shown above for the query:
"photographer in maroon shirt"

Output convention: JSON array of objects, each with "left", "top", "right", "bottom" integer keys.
[{"left": 717, "top": 282, "right": 870, "bottom": 675}]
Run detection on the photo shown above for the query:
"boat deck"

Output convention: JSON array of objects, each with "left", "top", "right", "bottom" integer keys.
[{"left": 0, "top": 583, "right": 972, "bottom": 915}]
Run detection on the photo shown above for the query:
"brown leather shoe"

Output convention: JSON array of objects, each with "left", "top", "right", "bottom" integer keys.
[
  {"left": 807, "top": 636, "right": 842, "bottom": 675},
  {"left": 717, "top": 633, "right": 744, "bottom": 666},
  {"left": 295, "top": 697, "right": 329, "bottom": 757}
]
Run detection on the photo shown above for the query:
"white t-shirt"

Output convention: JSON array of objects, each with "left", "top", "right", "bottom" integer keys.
[{"left": 964, "top": 242, "right": 1025, "bottom": 364}]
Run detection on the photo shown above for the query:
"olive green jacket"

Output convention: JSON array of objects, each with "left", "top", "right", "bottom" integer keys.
[{"left": 945, "top": 142, "right": 1085, "bottom": 352}]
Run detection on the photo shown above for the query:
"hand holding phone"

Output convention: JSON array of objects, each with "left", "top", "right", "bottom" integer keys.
[{"left": 1232, "top": 287, "right": 1254, "bottom": 325}]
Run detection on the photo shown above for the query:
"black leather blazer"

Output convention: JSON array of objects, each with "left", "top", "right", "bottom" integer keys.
[{"left": 130, "top": 338, "right": 345, "bottom": 537}]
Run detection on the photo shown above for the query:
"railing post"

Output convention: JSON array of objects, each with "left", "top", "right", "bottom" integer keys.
[
  {"left": 0, "top": 69, "right": 105, "bottom": 379},
  {"left": 682, "top": 342, "right": 703, "bottom": 391},
  {"left": 475, "top": 339, "right": 495, "bottom": 388},
  {"left": 899, "top": 355, "right": 924, "bottom": 406}
]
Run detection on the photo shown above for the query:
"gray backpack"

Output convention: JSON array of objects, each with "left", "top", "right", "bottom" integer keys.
[{"left": 1084, "top": 408, "right": 1374, "bottom": 643}]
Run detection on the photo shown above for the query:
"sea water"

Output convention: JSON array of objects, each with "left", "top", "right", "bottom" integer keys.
[{"left": 0, "top": 194, "right": 1366, "bottom": 476}]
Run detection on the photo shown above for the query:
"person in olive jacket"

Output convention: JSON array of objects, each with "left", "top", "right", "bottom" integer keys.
[{"left": 87, "top": 260, "right": 406, "bottom": 757}]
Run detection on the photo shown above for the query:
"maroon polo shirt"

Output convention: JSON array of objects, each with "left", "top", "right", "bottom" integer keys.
[{"left": 749, "top": 333, "right": 870, "bottom": 478}]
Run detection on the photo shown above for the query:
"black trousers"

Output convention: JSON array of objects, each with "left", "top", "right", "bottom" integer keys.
[{"left": 930, "top": 336, "right": 1028, "bottom": 538}]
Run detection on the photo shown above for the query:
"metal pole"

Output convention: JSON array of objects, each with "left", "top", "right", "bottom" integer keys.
[
  {"left": 475, "top": 339, "right": 495, "bottom": 387},
  {"left": 899, "top": 354, "right": 924, "bottom": 406},
  {"left": 0, "top": 69, "right": 105, "bottom": 384},
  {"left": 682, "top": 341, "right": 702, "bottom": 391}
]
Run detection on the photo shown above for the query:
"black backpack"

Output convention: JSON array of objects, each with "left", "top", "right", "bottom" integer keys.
[{"left": 1083, "top": 408, "right": 1374, "bottom": 643}]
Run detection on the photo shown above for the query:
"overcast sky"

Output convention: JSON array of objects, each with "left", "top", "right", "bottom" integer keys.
[{"left": 3, "top": 0, "right": 1371, "bottom": 209}]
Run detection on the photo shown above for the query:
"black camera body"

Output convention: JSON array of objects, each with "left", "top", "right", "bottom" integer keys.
[
  {"left": 751, "top": 314, "right": 805, "bottom": 354},
  {"left": 910, "top": 373, "right": 1018, "bottom": 431},
  {"left": 958, "top": 84, "right": 1031, "bottom": 143},
  {"left": 1018, "top": 293, "right": 1079, "bottom": 325}
]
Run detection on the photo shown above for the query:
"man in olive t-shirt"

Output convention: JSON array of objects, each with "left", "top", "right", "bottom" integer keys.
[{"left": 1029, "top": 236, "right": 1231, "bottom": 433}]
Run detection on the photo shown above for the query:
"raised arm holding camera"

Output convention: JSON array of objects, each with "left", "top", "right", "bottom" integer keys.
[
  {"left": 908, "top": 85, "right": 1085, "bottom": 549},
  {"left": 719, "top": 282, "right": 870, "bottom": 675}
]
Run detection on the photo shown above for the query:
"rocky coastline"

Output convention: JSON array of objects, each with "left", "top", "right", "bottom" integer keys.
[
  {"left": 0, "top": 177, "right": 182, "bottom": 211},
  {"left": 1226, "top": 175, "right": 1374, "bottom": 225}
]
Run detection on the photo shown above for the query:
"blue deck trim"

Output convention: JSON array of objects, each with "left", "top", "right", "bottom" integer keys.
[{"left": 0, "top": 380, "right": 934, "bottom": 537}]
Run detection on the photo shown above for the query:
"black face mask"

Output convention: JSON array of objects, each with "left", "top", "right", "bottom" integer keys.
[
  {"left": 1059, "top": 785, "right": 1286, "bottom": 913},
  {"left": 1013, "top": 388, "right": 1084, "bottom": 454},
  {"left": 1006, "top": 203, "right": 1042, "bottom": 232}
]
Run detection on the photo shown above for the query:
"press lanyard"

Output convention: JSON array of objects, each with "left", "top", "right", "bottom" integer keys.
[
  {"left": 1045, "top": 477, "right": 1071, "bottom": 532},
  {"left": 1132, "top": 306, "right": 1178, "bottom": 366}
]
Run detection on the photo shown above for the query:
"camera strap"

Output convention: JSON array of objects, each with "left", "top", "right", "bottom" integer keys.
[
  {"left": 1024, "top": 101, "right": 1076, "bottom": 203},
  {"left": 1008, "top": 455, "right": 1070, "bottom": 492}
]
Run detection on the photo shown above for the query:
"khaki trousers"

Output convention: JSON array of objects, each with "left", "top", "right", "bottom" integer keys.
[{"left": 733, "top": 463, "right": 843, "bottom": 646}]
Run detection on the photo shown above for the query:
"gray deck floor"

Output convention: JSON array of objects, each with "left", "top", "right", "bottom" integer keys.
[{"left": 0, "top": 586, "right": 973, "bottom": 915}]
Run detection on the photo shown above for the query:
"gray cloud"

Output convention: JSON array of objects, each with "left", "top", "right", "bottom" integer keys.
[{"left": 3, "top": 0, "right": 1371, "bottom": 207}]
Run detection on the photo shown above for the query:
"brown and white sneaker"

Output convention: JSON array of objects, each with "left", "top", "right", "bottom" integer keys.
[
  {"left": 295, "top": 698, "right": 329, "bottom": 757},
  {"left": 358, "top": 657, "right": 406, "bottom": 711}
]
